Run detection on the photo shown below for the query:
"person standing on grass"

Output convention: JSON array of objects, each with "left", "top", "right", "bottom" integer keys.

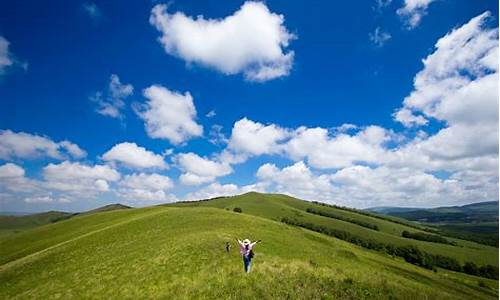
[{"left": 236, "top": 238, "right": 261, "bottom": 273}]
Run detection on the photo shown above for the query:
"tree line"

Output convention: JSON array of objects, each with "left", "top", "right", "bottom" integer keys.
[
  {"left": 401, "top": 230, "right": 456, "bottom": 246},
  {"left": 306, "top": 208, "right": 379, "bottom": 231}
]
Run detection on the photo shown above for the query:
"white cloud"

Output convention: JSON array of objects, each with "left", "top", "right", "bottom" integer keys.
[
  {"left": 227, "top": 118, "right": 289, "bottom": 157},
  {"left": 206, "top": 110, "right": 216, "bottom": 118},
  {"left": 176, "top": 152, "right": 232, "bottom": 185},
  {"left": 0, "top": 163, "right": 39, "bottom": 194},
  {"left": 208, "top": 124, "right": 228, "bottom": 145},
  {"left": 369, "top": 27, "right": 391, "bottom": 47},
  {"left": 221, "top": 119, "right": 395, "bottom": 169},
  {"left": 136, "top": 85, "right": 203, "bottom": 145},
  {"left": 185, "top": 182, "right": 264, "bottom": 200},
  {"left": 252, "top": 160, "right": 497, "bottom": 208},
  {"left": 24, "top": 196, "right": 55, "bottom": 204},
  {"left": 91, "top": 74, "right": 133, "bottom": 118},
  {"left": 285, "top": 125, "right": 392, "bottom": 169},
  {"left": 375, "top": 0, "right": 392, "bottom": 10},
  {"left": 119, "top": 189, "right": 176, "bottom": 203},
  {"left": 44, "top": 161, "right": 120, "bottom": 182},
  {"left": 119, "top": 173, "right": 173, "bottom": 191},
  {"left": 150, "top": 1, "right": 295, "bottom": 81},
  {"left": 0, "top": 163, "right": 25, "bottom": 178},
  {"left": 256, "top": 161, "right": 333, "bottom": 200},
  {"left": 117, "top": 173, "right": 175, "bottom": 203},
  {"left": 43, "top": 161, "right": 120, "bottom": 195},
  {"left": 24, "top": 195, "right": 70, "bottom": 204},
  {"left": 0, "top": 36, "right": 14, "bottom": 74},
  {"left": 393, "top": 108, "right": 428, "bottom": 127},
  {"left": 0, "top": 130, "right": 87, "bottom": 161},
  {"left": 102, "top": 142, "right": 167, "bottom": 170},
  {"left": 393, "top": 12, "right": 498, "bottom": 164},
  {"left": 397, "top": 0, "right": 437, "bottom": 29}
]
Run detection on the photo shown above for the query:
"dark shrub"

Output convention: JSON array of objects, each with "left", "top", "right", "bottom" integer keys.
[
  {"left": 401, "top": 230, "right": 454, "bottom": 245},
  {"left": 463, "top": 262, "right": 479, "bottom": 276},
  {"left": 430, "top": 255, "right": 461, "bottom": 272},
  {"left": 478, "top": 265, "right": 498, "bottom": 280},
  {"left": 233, "top": 207, "right": 243, "bottom": 213}
]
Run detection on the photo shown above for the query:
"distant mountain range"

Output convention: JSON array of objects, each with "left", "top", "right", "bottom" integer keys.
[{"left": 366, "top": 201, "right": 498, "bottom": 223}]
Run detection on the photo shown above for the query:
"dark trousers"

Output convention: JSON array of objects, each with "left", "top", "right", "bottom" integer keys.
[{"left": 243, "top": 255, "right": 252, "bottom": 273}]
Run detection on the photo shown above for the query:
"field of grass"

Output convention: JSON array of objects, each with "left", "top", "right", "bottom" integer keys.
[
  {"left": 0, "top": 204, "right": 498, "bottom": 299},
  {"left": 173, "top": 192, "right": 498, "bottom": 267}
]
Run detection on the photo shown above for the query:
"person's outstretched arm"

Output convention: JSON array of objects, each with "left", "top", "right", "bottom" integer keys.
[
  {"left": 250, "top": 240, "right": 261, "bottom": 248},
  {"left": 236, "top": 238, "right": 243, "bottom": 246}
]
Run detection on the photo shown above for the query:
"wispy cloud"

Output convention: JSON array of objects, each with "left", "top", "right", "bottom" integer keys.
[
  {"left": 397, "top": 0, "right": 437, "bottom": 29},
  {"left": 82, "top": 2, "right": 102, "bottom": 20},
  {"left": 369, "top": 27, "right": 391, "bottom": 47}
]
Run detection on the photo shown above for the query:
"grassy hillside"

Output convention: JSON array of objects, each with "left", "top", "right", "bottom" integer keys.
[
  {"left": 0, "top": 203, "right": 131, "bottom": 238},
  {"left": 173, "top": 192, "right": 498, "bottom": 267},
  {"left": 0, "top": 205, "right": 497, "bottom": 299},
  {"left": 0, "top": 211, "right": 74, "bottom": 237}
]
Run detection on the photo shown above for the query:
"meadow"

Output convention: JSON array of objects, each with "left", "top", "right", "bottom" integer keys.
[
  {"left": 174, "top": 192, "right": 498, "bottom": 267},
  {"left": 0, "top": 193, "right": 497, "bottom": 299}
]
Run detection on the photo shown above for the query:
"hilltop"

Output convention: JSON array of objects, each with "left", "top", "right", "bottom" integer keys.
[{"left": 0, "top": 192, "right": 497, "bottom": 299}]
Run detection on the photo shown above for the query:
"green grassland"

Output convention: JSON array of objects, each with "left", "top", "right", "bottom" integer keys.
[
  {"left": 0, "top": 211, "right": 74, "bottom": 238},
  {"left": 172, "top": 192, "right": 498, "bottom": 267},
  {"left": 0, "top": 203, "right": 498, "bottom": 299},
  {"left": 0, "top": 203, "right": 130, "bottom": 239}
]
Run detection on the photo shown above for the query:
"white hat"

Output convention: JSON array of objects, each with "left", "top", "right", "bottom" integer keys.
[{"left": 243, "top": 239, "right": 251, "bottom": 245}]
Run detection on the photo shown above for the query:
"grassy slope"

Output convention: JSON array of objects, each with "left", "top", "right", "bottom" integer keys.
[
  {"left": 0, "top": 205, "right": 497, "bottom": 299},
  {"left": 173, "top": 192, "right": 498, "bottom": 267},
  {"left": 0, "top": 204, "right": 130, "bottom": 238},
  {"left": 0, "top": 211, "right": 74, "bottom": 238}
]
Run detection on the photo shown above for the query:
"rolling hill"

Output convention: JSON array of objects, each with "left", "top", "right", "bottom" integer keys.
[
  {"left": 0, "top": 203, "right": 130, "bottom": 238},
  {"left": 0, "top": 193, "right": 498, "bottom": 299},
  {"left": 173, "top": 193, "right": 498, "bottom": 267}
]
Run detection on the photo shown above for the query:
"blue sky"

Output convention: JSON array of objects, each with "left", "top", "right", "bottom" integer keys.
[{"left": 0, "top": 0, "right": 498, "bottom": 212}]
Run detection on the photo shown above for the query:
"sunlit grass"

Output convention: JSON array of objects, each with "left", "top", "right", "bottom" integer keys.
[{"left": 0, "top": 205, "right": 497, "bottom": 299}]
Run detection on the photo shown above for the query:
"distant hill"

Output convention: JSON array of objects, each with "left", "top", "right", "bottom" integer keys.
[
  {"left": 384, "top": 201, "right": 498, "bottom": 223},
  {"left": 366, "top": 206, "right": 422, "bottom": 214},
  {"left": 366, "top": 201, "right": 499, "bottom": 247},
  {"left": 0, "top": 211, "right": 75, "bottom": 234},
  {"left": 82, "top": 203, "right": 131, "bottom": 214},
  {"left": 0, "top": 192, "right": 498, "bottom": 299},
  {"left": 0, "top": 203, "right": 131, "bottom": 237}
]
